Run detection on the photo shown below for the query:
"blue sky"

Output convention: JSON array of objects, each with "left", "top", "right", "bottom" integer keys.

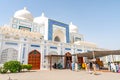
[{"left": 0, "top": 0, "right": 120, "bottom": 49}]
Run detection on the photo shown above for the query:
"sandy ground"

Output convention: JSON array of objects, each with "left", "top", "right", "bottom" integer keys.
[{"left": 0, "top": 69, "right": 120, "bottom": 80}]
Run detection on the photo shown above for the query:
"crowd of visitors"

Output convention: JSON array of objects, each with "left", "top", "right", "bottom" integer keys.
[
  {"left": 108, "top": 62, "right": 120, "bottom": 73},
  {"left": 71, "top": 61, "right": 99, "bottom": 74},
  {"left": 52, "top": 61, "right": 120, "bottom": 74}
]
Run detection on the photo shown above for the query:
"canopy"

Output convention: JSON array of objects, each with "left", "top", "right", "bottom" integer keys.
[
  {"left": 45, "top": 54, "right": 65, "bottom": 57},
  {"left": 45, "top": 54, "right": 76, "bottom": 70},
  {"left": 77, "top": 50, "right": 120, "bottom": 59}
]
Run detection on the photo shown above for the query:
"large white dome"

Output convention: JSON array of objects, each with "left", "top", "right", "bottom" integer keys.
[
  {"left": 69, "top": 22, "right": 78, "bottom": 33},
  {"left": 33, "top": 13, "right": 48, "bottom": 25},
  {"left": 14, "top": 7, "right": 33, "bottom": 22}
]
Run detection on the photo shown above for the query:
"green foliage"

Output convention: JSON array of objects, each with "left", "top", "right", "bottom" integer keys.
[
  {"left": 0, "top": 67, "right": 8, "bottom": 74},
  {"left": 1, "top": 61, "right": 32, "bottom": 74},
  {"left": 26, "top": 64, "right": 32, "bottom": 70},
  {"left": 21, "top": 64, "right": 27, "bottom": 69},
  {"left": 21, "top": 64, "right": 32, "bottom": 70},
  {"left": 4, "top": 61, "right": 22, "bottom": 73}
]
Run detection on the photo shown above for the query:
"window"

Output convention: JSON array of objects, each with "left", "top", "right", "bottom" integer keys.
[
  {"left": 19, "top": 26, "right": 31, "bottom": 31},
  {"left": 75, "top": 37, "right": 81, "bottom": 41},
  {"left": 1, "top": 48, "right": 18, "bottom": 64},
  {"left": 54, "top": 36, "right": 60, "bottom": 42}
]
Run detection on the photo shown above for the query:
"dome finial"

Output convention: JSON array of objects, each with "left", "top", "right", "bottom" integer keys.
[
  {"left": 24, "top": 7, "right": 27, "bottom": 10},
  {"left": 41, "top": 12, "right": 45, "bottom": 17},
  {"left": 14, "top": 7, "right": 33, "bottom": 21},
  {"left": 70, "top": 22, "right": 73, "bottom": 25}
]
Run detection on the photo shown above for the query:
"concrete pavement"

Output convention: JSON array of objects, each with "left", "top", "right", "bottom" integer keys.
[{"left": 0, "top": 70, "right": 119, "bottom": 80}]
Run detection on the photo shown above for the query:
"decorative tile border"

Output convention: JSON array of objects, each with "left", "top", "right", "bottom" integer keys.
[{"left": 48, "top": 19, "right": 69, "bottom": 43}]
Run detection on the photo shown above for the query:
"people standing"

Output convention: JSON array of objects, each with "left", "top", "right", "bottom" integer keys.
[
  {"left": 67, "top": 60, "right": 70, "bottom": 69},
  {"left": 86, "top": 63, "right": 90, "bottom": 72},
  {"left": 89, "top": 62, "right": 93, "bottom": 70},
  {"left": 75, "top": 62, "right": 78, "bottom": 72},
  {"left": 84, "top": 62, "right": 87, "bottom": 71},
  {"left": 115, "top": 63, "right": 119, "bottom": 72},
  {"left": 108, "top": 62, "right": 111, "bottom": 71},
  {"left": 93, "top": 62, "right": 96, "bottom": 74},
  {"left": 111, "top": 62, "right": 116, "bottom": 72},
  {"left": 53, "top": 63, "right": 57, "bottom": 69},
  {"left": 71, "top": 61, "right": 75, "bottom": 71},
  {"left": 118, "top": 63, "right": 120, "bottom": 73}
]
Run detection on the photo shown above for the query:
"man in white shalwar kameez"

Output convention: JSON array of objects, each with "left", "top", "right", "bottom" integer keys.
[{"left": 75, "top": 62, "right": 78, "bottom": 72}]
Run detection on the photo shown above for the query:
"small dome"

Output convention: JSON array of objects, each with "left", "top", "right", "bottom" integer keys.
[
  {"left": 14, "top": 7, "right": 33, "bottom": 22},
  {"left": 69, "top": 22, "right": 78, "bottom": 33},
  {"left": 33, "top": 12, "right": 48, "bottom": 24}
]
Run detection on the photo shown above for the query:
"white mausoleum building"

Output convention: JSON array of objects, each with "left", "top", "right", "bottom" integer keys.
[{"left": 0, "top": 7, "right": 107, "bottom": 70}]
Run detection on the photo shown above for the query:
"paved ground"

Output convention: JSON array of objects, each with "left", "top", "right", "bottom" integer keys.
[{"left": 0, "top": 70, "right": 120, "bottom": 80}]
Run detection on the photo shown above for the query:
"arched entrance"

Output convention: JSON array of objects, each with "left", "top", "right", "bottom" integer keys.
[
  {"left": 64, "top": 52, "right": 72, "bottom": 69},
  {"left": 54, "top": 36, "right": 60, "bottom": 42},
  {"left": 28, "top": 50, "right": 41, "bottom": 70},
  {"left": 53, "top": 29, "right": 65, "bottom": 43},
  {"left": 77, "top": 57, "right": 83, "bottom": 64}
]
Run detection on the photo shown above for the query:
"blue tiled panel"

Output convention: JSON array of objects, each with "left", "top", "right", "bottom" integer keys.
[
  {"left": 50, "top": 46, "right": 57, "bottom": 49},
  {"left": 5, "top": 42, "right": 18, "bottom": 45},
  {"left": 24, "top": 38, "right": 27, "bottom": 41},
  {"left": 22, "top": 47, "right": 25, "bottom": 59},
  {"left": 61, "top": 48, "right": 62, "bottom": 55},
  {"left": 48, "top": 19, "right": 70, "bottom": 43},
  {"left": 31, "top": 45, "right": 40, "bottom": 47},
  {"left": 23, "top": 44, "right": 26, "bottom": 46},
  {"left": 77, "top": 49, "right": 82, "bottom": 52},
  {"left": 87, "top": 50, "right": 91, "bottom": 52},
  {"left": 65, "top": 48, "right": 71, "bottom": 50},
  {"left": 44, "top": 48, "right": 46, "bottom": 58}
]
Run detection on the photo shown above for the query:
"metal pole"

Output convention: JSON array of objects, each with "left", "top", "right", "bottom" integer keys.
[
  {"left": 112, "top": 55, "right": 114, "bottom": 62},
  {"left": 50, "top": 55, "right": 52, "bottom": 70},
  {"left": 92, "top": 51, "right": 95, "bottom": 59}
]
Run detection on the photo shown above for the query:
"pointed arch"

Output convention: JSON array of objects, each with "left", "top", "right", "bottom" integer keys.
[
  {"left": 53, "top": 29, "right": 65, "bottom": 43},
  {"left": 0, "top": 48, "right": 18, "bottom": 64},
  {"left": 64, "top": 52, "right": 72, "bottom": 69},
  {"left": 54, "top": 36, "right": 60, "bottom": 42}
]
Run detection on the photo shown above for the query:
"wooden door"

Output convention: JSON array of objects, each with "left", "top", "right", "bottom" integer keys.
[
  {"left": 64, "top": 52, "right": 72, "bottom": 69},
  {"left": 28, "top": 50, "right": 41, "bottom": 70},
  {"left": 78, "top": 57, "right": 83, "bottom": 64}
]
